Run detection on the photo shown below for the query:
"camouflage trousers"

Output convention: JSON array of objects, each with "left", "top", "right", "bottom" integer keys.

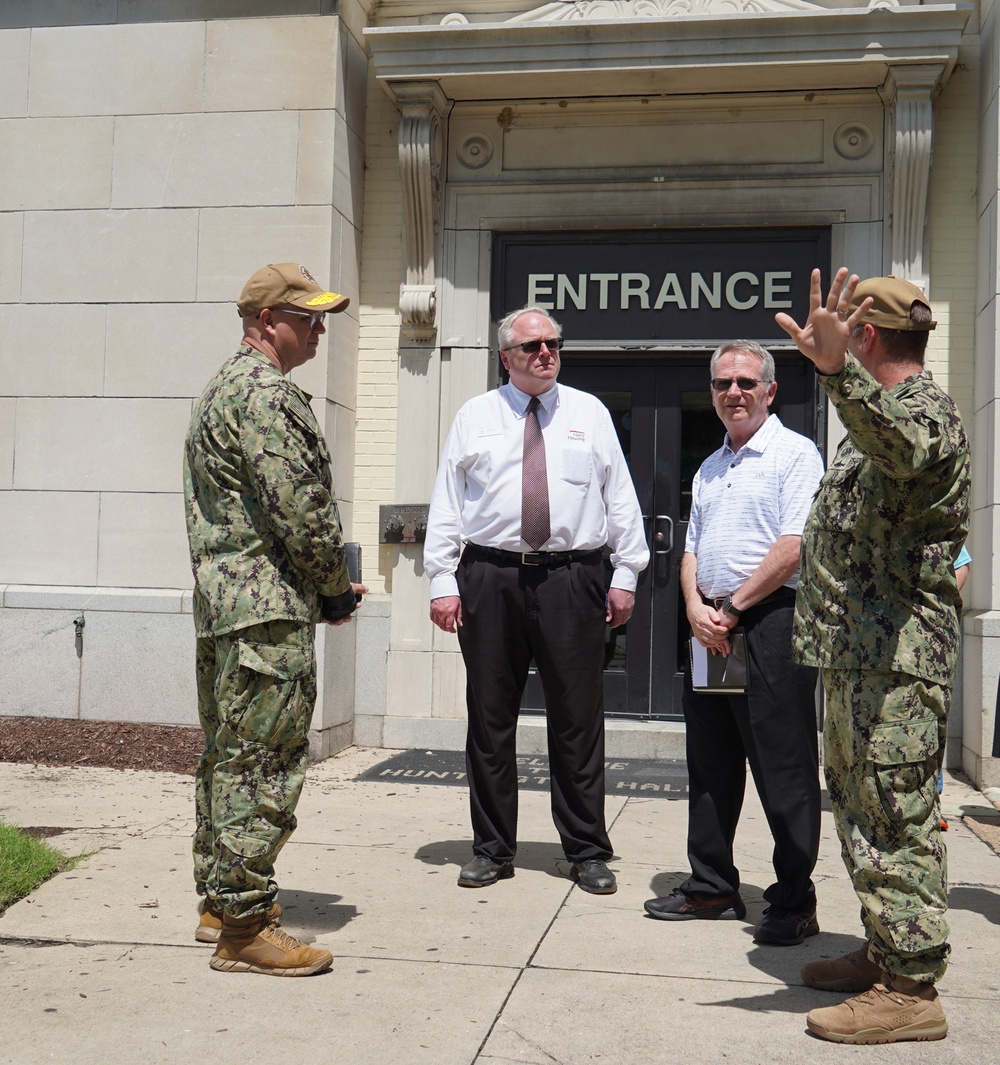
[
  {"left": 193, "top": 619, "right": 316, "bottom": 919},
  {"left": 821, "top": 667, "right": 950, "bottom": 983}
]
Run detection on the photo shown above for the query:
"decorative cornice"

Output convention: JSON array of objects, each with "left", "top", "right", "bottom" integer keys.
[
  {"left": 506, "top": 0, "right": 826, "bottom": 19},
  {"left": 367, "top": 6, "right": 973, "bottom": 102},
  {"left": 395, "top": 82, "right": 453, "bottom": 342},
  {"left": 880, "top": 65, "right": 938, "bottom": 294},
  {"left": 439, "top": 0, "right": 917, "bottom": 19}
]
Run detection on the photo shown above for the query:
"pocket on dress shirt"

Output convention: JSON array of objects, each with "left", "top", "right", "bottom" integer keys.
[
  {"left": 463, "top": 451, "right": 494, "bottom": 489},
  {"left": 560, "top": 446, "right": 592, "bottom": 486}
]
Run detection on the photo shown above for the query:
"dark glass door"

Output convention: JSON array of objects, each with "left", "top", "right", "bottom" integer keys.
[{"left": 522, "top": 356, "right": 817, "bottom": 720}]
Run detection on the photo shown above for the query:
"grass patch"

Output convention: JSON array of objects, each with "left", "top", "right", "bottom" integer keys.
[{"left": 0, "top": 820, "right": 83, "bottom": 913}]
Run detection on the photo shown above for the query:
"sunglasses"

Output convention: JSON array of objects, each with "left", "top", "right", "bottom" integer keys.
[
  {"left": 275, "top": 308, "right": 327, "bottom": 329},
  {"left": 508, "top": 337, "right": 564, "bottom": 355},
  {"left": 710, "top": 377, "right": 766, "bottom": 392}
]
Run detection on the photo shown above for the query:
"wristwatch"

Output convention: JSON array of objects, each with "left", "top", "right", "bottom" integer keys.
[{"left": 720, "top": 594, "right": 743, "bottom": 619}]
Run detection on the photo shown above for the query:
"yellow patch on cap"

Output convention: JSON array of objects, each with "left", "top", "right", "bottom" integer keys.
[{"left": 306, "top": 292, "right": 343, "bottom": 306}]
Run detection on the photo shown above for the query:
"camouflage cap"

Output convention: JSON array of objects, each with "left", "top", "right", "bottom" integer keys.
[
  {"left": 237, "top": 263, "right": 350, "bottom": 317},
  {"left": 848, "top": 276, "right": 936, "bottom": 332}
]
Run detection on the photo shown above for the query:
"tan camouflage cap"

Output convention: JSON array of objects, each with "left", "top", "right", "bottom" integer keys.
[
  {"left": 237, "top": 263, "right": 350, "bottom": 317},
  {"left": 848, "top": 276, "right": 936, "bottom": 332}
]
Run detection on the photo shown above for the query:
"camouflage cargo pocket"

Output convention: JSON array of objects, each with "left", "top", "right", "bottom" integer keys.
[
  {"left": 217, "top": 829, "right": 273, "bottom": 860},
  {"left": 224, "top": 633, "right": 315, "bottom": 748},
  {"left": 237, "top": 639, "right": 311, "bottom": 682},
  {"left": 870, "top": 717, "right": 938, "bottom": 826}
]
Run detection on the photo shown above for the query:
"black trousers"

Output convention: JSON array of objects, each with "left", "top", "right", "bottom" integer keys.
[
  {"left": 456, "top": 545, "right": 613, "bottom": 863},
  {"left": 681, "top": 596, "right": 820, "bottom": 913}
]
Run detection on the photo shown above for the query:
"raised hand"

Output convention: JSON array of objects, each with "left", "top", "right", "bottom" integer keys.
[{"left": 775, "top": 267, "right": 873, "bottom": 375}]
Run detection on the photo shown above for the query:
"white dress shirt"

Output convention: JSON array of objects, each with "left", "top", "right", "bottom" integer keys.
[
  {"left": 684, "top": 414, "right": 824, "bottom": 599},
  {"left": 425, "top": 381, "right": 650, "bottom": 599}
]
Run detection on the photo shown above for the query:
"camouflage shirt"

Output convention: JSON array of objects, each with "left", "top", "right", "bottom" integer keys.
[
  {"left": 183, "top": 344, "right": 353, "bottom": 637},
  {"left": 793, "top": 356, "right": 970, "bottom": 683}
]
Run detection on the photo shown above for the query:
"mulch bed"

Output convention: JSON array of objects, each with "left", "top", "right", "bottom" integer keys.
[
  {"left": 963, "top": 813, "right": 1000, "bottom": 855},
  {"left": 0, "top": 717, "right": 203, "bottom": 776}
]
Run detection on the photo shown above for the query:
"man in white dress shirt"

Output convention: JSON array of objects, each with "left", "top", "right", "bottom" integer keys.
[
  {"left": 424, "top": 306, "right": 649, "bottom": 892},
  {"left": 644, "top": 339, "right": 825, "bottom": 945}
]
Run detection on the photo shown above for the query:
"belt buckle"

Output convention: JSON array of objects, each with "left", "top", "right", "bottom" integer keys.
[
  {"left": 521, "top": 552, "right": 543, "bottom": 566},
  {"left": 712, "top": 597, "right": 726, "bottom": 610}
]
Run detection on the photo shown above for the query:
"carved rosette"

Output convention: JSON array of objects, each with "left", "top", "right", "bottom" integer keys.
[
  {"left": 833, "top": 121, "right": 874, "bottom": 160},
  {"left": 881, "top": 66, "right": 938, "bottom": 294},
  {"left": 396, "top": 83, "right": 453, "bottom": 342},
  {"left": 456, "top": 132, "right": 495, "bottom": 170}
]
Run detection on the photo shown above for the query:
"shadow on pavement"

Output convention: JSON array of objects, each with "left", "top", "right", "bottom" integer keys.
[
  {"left": 277, "top": 889, "right": 358, "bottom": 935},
  {"left": 415, "top": 838, "right": 578, "bottom": 878},
  {"left": 948, "top": 884, "right": 1000, "bottom": 926},
  {"left": 745, "top": 929, "right": 865, "bottom": 988}
]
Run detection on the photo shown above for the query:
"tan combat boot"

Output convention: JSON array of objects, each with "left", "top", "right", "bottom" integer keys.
[
  {"left": 210, "top": 910, "right": 332, "bottom": 977},
  {"left": 800, "top": 945, "right": 882, "bottom": 992},
  {"left": 196, "top": 898, "right": 283, "bottom": 944},
  {"left": 806, "top": 974, "right": 948, "bottom": 1044}
]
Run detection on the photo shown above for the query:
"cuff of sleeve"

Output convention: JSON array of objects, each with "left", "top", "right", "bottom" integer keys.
[
  {"left": 320, "top": 588, "right": 356, "bottom": 623},
  {"left": 609, "top": 568, "right": 638, "bottom": 593},
  {"left": 428, "top": 573, "right": 460, "bottom": 599},
  {"left": 818, "top": 354, "right": 870, "bottom": 399}
]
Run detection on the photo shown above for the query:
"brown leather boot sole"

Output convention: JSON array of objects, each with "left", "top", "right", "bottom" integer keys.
[{"left": 209, "top": 952, "right": 332, "bottom": 977}]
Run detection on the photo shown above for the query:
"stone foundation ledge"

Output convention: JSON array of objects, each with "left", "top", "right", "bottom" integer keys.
[{"left": 1, "top": 584, "right": 193, "bottom": 614}]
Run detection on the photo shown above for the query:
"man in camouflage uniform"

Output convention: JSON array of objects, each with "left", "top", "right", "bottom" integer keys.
[
  {"left": 776, "top": 270, "right": 970, "bottom": 1043},
  {"left": 183, "top": 262, "right": 362, "bottom": 977}
]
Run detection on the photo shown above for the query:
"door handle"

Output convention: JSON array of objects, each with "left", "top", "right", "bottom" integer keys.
[{"left": 654, "top": 514, "right": 673, "bottom": 556}]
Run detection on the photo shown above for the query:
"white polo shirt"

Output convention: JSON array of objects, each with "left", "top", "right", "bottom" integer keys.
[{"left": 684, "top": 414, "right": 824, "bottom": 600}]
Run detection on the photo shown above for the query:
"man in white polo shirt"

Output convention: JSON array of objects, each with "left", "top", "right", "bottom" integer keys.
[{"left": 644, "top": 339, "right": 825, "bottom": 946}]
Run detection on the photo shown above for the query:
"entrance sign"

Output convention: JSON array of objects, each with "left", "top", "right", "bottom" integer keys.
[
  {"left": 492, "top": 228, "right": 830, "bottom": 343},
  {"left": 528, "top": 270, "right": 793, "bottom": 313}
]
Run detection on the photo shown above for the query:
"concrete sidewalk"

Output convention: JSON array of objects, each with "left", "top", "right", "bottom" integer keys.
[{"left": 1, "top": 748, "right": 998, "bottom": 1065}]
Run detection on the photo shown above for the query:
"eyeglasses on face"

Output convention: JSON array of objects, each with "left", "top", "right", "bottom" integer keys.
[
  {"left": 274, "top": 308, "right": 327, "bottom": 330},
  {"left": 508, "top": 337, "right": 564, "bottom": 355},
  {"left": 710, "top": 377, "right": 766, "bottom": 392}
]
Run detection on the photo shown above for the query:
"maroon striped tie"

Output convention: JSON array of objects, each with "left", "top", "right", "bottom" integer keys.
[{"left": 521, "top": 396, "right": 551, "bottom": 551}]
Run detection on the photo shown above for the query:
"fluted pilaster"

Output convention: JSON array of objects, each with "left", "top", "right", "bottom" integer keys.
[
  {"left": 395, "top": 82, "right": 452, "bottom": 342},
  {"left": 880, "top": 65, "right": 939, "bottom": 293}
]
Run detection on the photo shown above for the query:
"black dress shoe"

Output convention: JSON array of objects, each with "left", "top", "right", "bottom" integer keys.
[
  {"left": 644, "top": 887, "right": 747, "bottom": 920},
  {"left": 570, "top": 858, "right": 617, "bottom": 894},
  {"left": 457, "top": 855, "right": 514, "bottom": 887},
  {"left": 753, "top": 905, "right": 819, "bottom": 945}
]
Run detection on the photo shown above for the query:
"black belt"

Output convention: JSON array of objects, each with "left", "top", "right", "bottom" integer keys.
[
  {"left": 703, "top": 587, "right": 796, "bottom": 611},
  {"left": 465, "top": 544, "right": 603, "bottom": 568}
]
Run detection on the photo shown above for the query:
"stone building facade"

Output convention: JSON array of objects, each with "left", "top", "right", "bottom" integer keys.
[{"left": 1, "top": 0, "right": 998, "bottom": 787}]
